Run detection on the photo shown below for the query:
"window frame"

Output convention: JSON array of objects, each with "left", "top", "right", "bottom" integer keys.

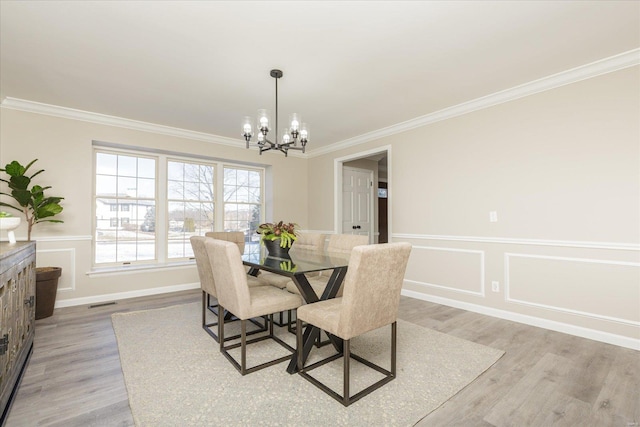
[{"left": 92, "top": 145, "right": 265, "bottom": 268}]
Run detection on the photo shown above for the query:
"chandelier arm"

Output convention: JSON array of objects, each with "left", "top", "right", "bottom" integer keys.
[{"left": 260, "top": 145, "right": 275, "bottom": 154}]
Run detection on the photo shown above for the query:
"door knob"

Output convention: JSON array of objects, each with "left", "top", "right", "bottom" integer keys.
[{"left": 356, "top": 225, "right": 361, "bottom": 229}]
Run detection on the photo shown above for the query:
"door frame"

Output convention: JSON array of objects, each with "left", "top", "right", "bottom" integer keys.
[{"left": 333, "top": 145, "right": 392, "bottom": 241}]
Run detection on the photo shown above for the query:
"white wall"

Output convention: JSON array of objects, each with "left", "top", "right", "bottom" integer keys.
[{"left": 307, "top": 66, "right": 640, "bottom": 349}]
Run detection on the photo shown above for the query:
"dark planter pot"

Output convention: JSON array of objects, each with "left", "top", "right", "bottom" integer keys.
[
  {"left": 35, "top": 266, "right": 62, "bottom": 320},
  {"left": 263, "top": 239, "right": 292, "bottom": 259}
]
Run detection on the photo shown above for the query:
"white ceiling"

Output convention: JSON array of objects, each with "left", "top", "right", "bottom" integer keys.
[{"left": 1, "top": 1, "right": 638, "bottom": 153}]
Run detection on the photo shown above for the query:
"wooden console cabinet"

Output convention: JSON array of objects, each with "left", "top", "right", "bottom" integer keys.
[{"left": 0, "top": 242, "right": 36, "bottom": 425}]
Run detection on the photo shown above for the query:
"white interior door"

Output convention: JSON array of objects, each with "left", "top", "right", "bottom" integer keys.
[{"left": 342, "top": 167, "right": 373, "bottom": 242}]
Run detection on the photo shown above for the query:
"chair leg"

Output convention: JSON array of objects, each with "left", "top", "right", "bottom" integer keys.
[
  {"left": 241, "top": 320, "right": 247, "bottom": 374},
  {"left": 202, "top": 291, "right": 220, "bottom": 342},
  {"left": 296, "top": 318, "right": 303, "bottom": 370},
  {"left": 218, "top": 304, "right": 225, "bottom": 351},
  {"left": 296, "top": 322, "right": 397, "bottom": 407},
  {"left": 391, "top": 321, "right": 396, "bottom": 375},
  {"left": 202, "top": 291, "right": 206, "bottom": 327},
  {"left": 220, "top": 311, "right": 297, "bottom": 376},
  {"left": 343, "top": 339, "right": 350, "bottom": 406}
]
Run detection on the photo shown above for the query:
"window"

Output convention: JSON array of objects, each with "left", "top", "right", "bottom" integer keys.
[
  {"left": 167, "top": 160, "right": 215, "bottom": 259},
  {"left": 223, "top": 167, "right": 262, "bottom": 258},
  {"left": 95, "top": 152, "right": 156, "bottom": 264},
  {"left": 93, "top": 145, "right": 264, "bottom": 267}
]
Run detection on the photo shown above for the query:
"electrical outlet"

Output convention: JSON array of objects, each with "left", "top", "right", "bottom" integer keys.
[
  {"left": 491, "top": 281, "right": 500, "bottom": 292},
  {"left": 489, "top": 211, "right": 498, "bottom": 222}
]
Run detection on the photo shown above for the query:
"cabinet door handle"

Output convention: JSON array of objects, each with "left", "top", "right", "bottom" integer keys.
[
  {"left": 24, "top": 296, "right": 35, "bottom": 307},
  {"left": 0, "top": 334, "right": 8, "bottom": 355}
]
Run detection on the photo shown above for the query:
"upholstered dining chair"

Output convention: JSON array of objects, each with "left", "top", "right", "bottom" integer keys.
[
  {"left": 295, "top": 242, "right": 412, "bottom": 406},
  {"left": 204, "top": 231, "right": 254, "bottom": 299},
  {"left": 205, "top": 231, "right": 246, "bottom": 252},
  {"left": 190, "top": 236, "right": 266, "bottom": 343},
  {"left": 206, "top": 238, "right": 304, "bottom": 375},
  {"left": 260, "top": 232, "right": 326, "bottom": 289},
  {"left": 259, "top": 232, "right": 326, "bottom": 327},
  {"left": 285, "top": 233, "right": 368, "bottom": 298}
]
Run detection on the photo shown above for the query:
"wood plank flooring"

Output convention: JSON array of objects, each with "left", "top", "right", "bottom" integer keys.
[{"left": 5, "top": 290, "right": 639, "bottom": 426}]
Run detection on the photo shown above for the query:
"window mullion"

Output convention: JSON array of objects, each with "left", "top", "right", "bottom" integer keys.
[
  {"left": 157, "top": 155, "right": 168, "bottom": 263},
  {"left": 215, "top": 164, "right": 224, "bottom": 231}
]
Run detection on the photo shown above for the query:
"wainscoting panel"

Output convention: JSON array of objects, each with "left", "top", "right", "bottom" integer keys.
[
  {"left": 404, "top": 245, "right": 485, "bottom": 297},
  {"left": 505, "top": 253, "right": 640, "bottom": 326},
  {"left": 36, "top": 248, "right": 75, "bottom": 292}
]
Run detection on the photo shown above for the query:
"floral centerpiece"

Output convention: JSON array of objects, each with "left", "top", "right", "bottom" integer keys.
[{"left": 256, "top": 221, "right": 298, "bottom": 248}]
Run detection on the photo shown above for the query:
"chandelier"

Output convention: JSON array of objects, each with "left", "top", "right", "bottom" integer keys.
[{"left": 242, "top": 69, "right": 309, "bottom": 156}]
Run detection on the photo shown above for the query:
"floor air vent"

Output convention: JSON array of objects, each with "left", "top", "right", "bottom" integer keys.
[{"left": 89, "top": 301, "right": 117, "bottom": 309}]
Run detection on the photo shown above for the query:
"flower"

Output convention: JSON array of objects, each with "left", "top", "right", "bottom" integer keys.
[{"left": 256, "top": 221, "right": 298, "bottom": 248}]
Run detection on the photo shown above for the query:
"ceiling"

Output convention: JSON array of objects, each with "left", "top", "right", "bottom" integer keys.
[{"left": 1, "top": 1, "right": 638, "bottom": 154}]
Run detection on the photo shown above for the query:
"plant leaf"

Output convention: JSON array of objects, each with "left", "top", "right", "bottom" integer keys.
[
  {"left": 35, "top": 203, "right": 63, "bottom": 220},
  {"left": 8, "top": 175, "right": 30, "bottom": 190},
  {"left": 11, "top": 189, "right": 32, "bottom": 206},
  {"left": 4, "top": 161, "right": 25, "bottom": 177}
]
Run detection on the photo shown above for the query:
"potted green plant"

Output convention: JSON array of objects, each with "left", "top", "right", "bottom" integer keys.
[
  {"left": 256, "top": 221, "right": 298, "bottom": 257},
  {"left": 0, "top": 159, "right": 64, "bottom": 319},
  {"left": 0, "top": 159, "right": 64, "bottom": 241}
]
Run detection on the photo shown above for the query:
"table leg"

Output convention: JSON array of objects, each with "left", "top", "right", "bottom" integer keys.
[{"left": 286, "top": 269, "right": 347, "bottom": 373}]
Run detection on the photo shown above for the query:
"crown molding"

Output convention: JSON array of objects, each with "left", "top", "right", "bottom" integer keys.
[
  {"left": 0, "top": 97, "right": 306, "bottom": 158},
  {"left": 2, "top": 49, "right": 637, "bottom": 160},
  {"left": 308, "top": 48, "right": 640, "bottom": 158}
]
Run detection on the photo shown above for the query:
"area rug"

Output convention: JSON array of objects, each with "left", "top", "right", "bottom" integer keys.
[{"left": 112, "top": 303, "right": 503, "bottom": 426}]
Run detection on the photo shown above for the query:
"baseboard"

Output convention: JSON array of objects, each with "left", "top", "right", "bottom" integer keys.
[
  {"left": 401, "top": 289, "right": 640, "bottom": 351},
  {"left": 54, "top": 282, "right": 200, "bottom": 309}
]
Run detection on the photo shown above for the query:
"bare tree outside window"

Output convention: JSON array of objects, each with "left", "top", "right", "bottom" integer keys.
[
  {"left": 223, "top": 167, "right": 262, "bottom": 256},
  {"left": 167, "top": 160, "right": 215, "bottom": 259}
]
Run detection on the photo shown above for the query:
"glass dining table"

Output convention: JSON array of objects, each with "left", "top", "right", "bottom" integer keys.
[{"left": 242, "top": 247, "right": 350, "bottom": 374}]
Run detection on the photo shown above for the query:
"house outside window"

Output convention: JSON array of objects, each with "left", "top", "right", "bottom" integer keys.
[{"left": 95, "top": 152, "right": 156, "bottom": 264}]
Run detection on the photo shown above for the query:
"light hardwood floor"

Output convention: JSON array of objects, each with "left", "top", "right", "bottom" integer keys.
[{"left": 5, "top": 289, "right": 639, "bottom": 426}]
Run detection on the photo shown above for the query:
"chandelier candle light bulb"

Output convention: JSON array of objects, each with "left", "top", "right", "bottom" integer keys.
[
  {"left": 242, "top": 69, "right": 309, "bottom": 156},
  {"left": 258, "top": 109, "right": 270, "bottom": 131}
]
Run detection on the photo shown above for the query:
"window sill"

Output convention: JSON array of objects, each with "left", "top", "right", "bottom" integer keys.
[{"left": 86, "top": 260, "right": 195, "bottom": 277}]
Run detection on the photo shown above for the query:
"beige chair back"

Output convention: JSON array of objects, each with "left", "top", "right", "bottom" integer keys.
[
  {"left": 293, "top": 232, "right": 326, "bottom": 252},
  {"left": 337, "top": 242, "right": 412, "bottom": 339},
  {"left": 190, "top": 236, "right": 217, "bottom": 297},
  {"left": 327, "top": 234, "right": 369, "bottom": 254},
  {"left": 205, "top": 238, "right": 252, "bottom": 319},
  {"left": 205, "top": 231, "right": 246, "bottom": 254}
]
